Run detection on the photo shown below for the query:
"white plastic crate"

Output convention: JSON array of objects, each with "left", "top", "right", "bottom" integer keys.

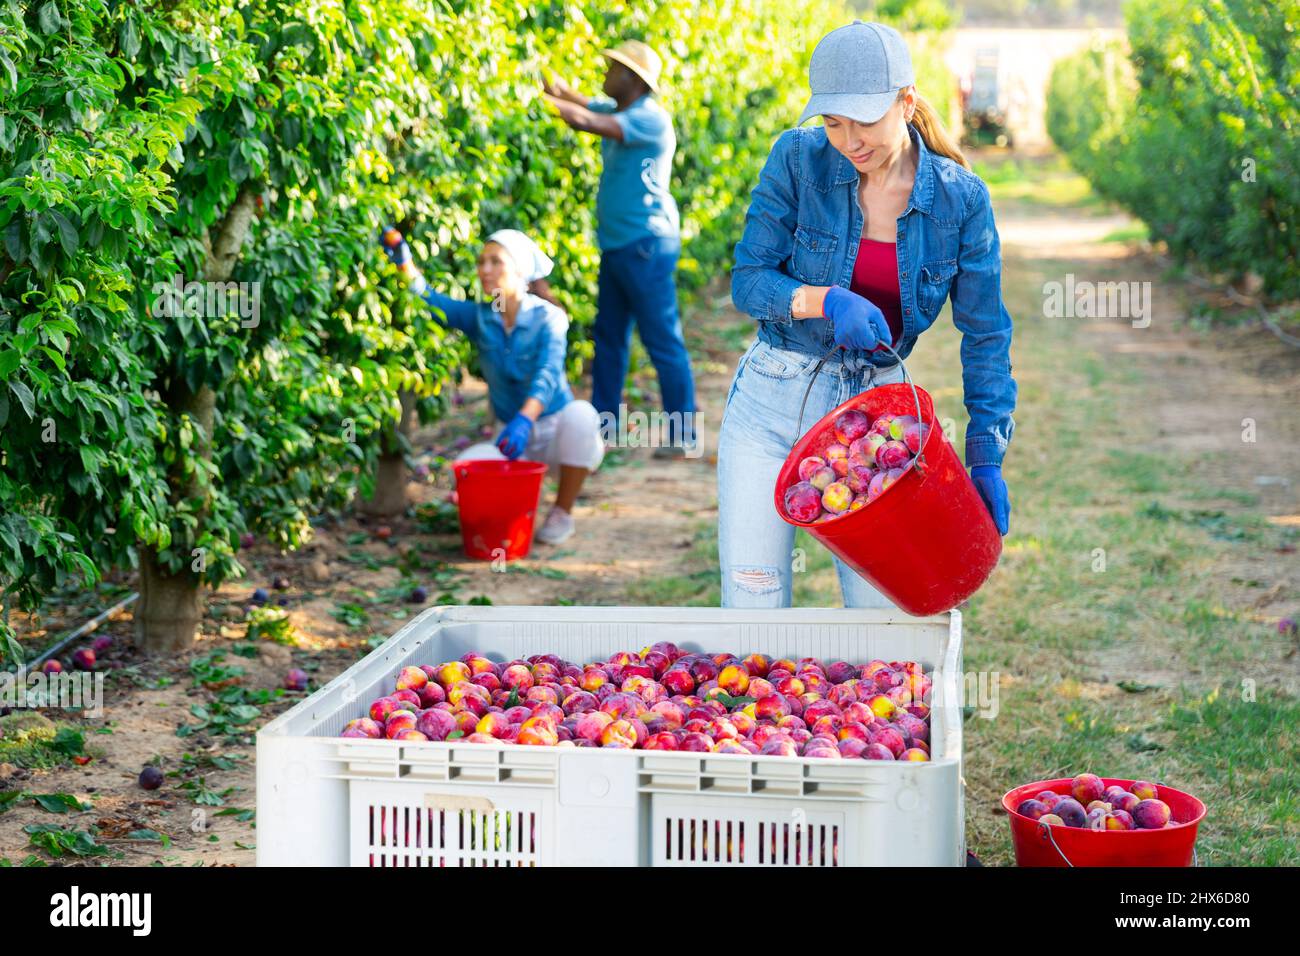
[{"left": 257, "top": 605, "right": 964, "bottom": 866}]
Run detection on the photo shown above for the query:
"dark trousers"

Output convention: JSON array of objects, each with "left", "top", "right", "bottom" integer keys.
[{"left": 591, "top": 233, "right": 697, "bottom": 443}]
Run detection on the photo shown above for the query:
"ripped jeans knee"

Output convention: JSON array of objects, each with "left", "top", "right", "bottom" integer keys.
[{"left": 729, "top": 565, "right": 782, "bottom": 596}]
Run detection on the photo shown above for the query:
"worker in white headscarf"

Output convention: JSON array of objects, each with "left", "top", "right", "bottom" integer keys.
[{"left": 381, "top": 225, "right": 603, "bottom": 545}]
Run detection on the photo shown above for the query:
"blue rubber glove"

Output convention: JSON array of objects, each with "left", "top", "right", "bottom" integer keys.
[
  {"left": 496, "top": 413, "right": 534, "bottom": 460},
  {"left": 380, "top": 225, "right": 432, "bottom": 296},
  {"left": 971, "top": 464, "right": 1010, "bottom": 535},
  {"left": 822, "top": 286, "right": 891, "bottom": 352},
  {"left": 379, "top": 225, "right": 411, "bottom": 266}
]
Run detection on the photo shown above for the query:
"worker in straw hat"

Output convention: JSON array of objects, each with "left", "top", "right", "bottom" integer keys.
[{"left": 542, "top": 39, "right": 698, "bottom": 459}]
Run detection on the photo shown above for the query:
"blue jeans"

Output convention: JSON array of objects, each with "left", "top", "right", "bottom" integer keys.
[
  {"left": 717, "top": 340, "right": 906, "bottom": 608},
  {"left": 592, "top": 233, "right": 697, "bottom": 444}
]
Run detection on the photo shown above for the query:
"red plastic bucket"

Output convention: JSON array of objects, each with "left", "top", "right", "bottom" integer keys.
[
  {"left": 1002, "top": 777, "right": 1206, "bottom": 867},
  {"left": 775, "top": 381, "right": 1001, "bottom": 616},
  {"left": 452, "top": 459, "right": 547, "bottom": 561}
]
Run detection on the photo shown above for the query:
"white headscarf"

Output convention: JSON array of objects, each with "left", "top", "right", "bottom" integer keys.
[{"left": 485, "top": 229, "right": 554, "bottom": 283}]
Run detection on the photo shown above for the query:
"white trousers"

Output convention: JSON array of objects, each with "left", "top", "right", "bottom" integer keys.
[{"left": 455, "top": 399, "right": 605, "bottom": 472}]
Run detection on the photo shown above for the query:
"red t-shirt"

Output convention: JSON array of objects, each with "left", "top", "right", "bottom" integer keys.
[{"left": 850, "top": 237, "right": 902, "bottom": 348}]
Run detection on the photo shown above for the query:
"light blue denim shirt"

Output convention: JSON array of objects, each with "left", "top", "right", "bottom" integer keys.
[
  {"left": 587, "top": 93, "right": 681, "bottom": 251},
  {"left": 416, "top": 288, "right": 573, "bottom": 423},
  {"left": 730, "top": 123, "right": 1016, "bottom": 468}
]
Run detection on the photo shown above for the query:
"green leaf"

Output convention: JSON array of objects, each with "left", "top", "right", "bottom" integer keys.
[
  {"left": 228, "top": 143, "right": 250, "bottom": 182},
  {"left": 8, "top": 381, "right": 34, "bottom": 419},
  {"left": 214, "top": 808, "right": 254, "bottom": 822},
  {"left": 50, "top": 211, "right": 78, "bottom": 257},
  {"left": 119, "top": 16, "right": 141, "bottom": 59},
  {"left": 31, "top": 793, "right": 90, "bottom": 814},
  {"left": 1117, "top": 680, "right": 1161, "bottom": 693},
  {"left": 2, "top": 629, "right": 22, "bottom": 667},
  {"left": 3, "top": 221, "right": 26, "bottom": 264},
  {"left": 49, "top": 728, "right": 84, "bottom": 756},
  {"left": 126, "top": 829, "right": 170, "bottom": 847},
  {"left": 67, "top": 551, "right": 97, "bottom": 586},
  {"left": 708, "top": 692, "right": 756, "bottom": 709},
  {"left": 37, "top": 2, "right": 62, "bottom": 35},
  {"left": 0, "top": 351, "right": 19, "bottom": 377},
  {"left": 0, "top": 52, "right": 16, "bottom": 94},
  {"left": 37, "top": 346, "right": 66, "bottom": 373},
  {"left": 25, "top": 824, "right": 107, "bottom": 858},
  {"left": 79, "top": 445, "right": 102, "bottom": 476},
  {"left": 227, "top": 704, "right": 260, "bottom": 724},
  {"left": 1125, "top": 733, "right": 1165, "bottom": 754},
  {"left": 0, "top": 791, "right": 25, "bottom": 814}
]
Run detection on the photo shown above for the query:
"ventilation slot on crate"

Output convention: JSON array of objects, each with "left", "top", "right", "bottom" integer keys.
[
  {"left": 364, "top": 802, "right": 539, "bottom": 867},
  {"left": 658, "top": 813, "right": 841, "bottom": 866}
]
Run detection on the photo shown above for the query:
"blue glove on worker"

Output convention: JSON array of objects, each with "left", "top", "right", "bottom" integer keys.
[
  {"left": 379, "top": 225, "right": 411, "bottom": 266},
  {"left": 496, "top": 413, "right": 534, "bottom": 460},
  {"left": 823, "top": 286, "right": 892, "bottom": 352},
  {"left": 380, "top": 225, "right": 431, "bottom": 296},
  {"left": 379, "top": 225, "right": 408, "bottom": 264},
  {"left": 971, "top": 464, "right": 1010, "bottom": 535}
]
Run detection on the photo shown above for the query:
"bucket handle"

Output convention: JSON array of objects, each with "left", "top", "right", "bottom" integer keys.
[
  {"left": 1038, "top": 820, "right": 1074, "bottom": 867},
  {"left": 1038, "top": 821, "right": 1200, "bottom": 867},
  {"left": 795, "top": 343, "right": 929, "bottom": 474}
]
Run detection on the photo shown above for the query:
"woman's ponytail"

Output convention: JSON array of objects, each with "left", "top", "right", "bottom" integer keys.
[
  {"left": 527, "top": 276, "right": 564, "bottom": 309},
  {"left": 906, "top": 89, "right": 970, "bottom": 171}
]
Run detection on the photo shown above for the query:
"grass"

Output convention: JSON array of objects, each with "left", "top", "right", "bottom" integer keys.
[
  {"left": 1099, "top": 222, "right": 1150, "bottom": 244},
  {"left": 625, "top": 520, "right": 719, "bottom": 606},
  {"left": 975, "top": 152, "right": 1116, "bottom": 214},
  {"left": 1164, "top": 691, "right": 1300, "bottom": 866},
  {"left": 0, "top": 715, "right": 83, "bottom": 770},
  {"left": 623, "top": 522, "right": 849, "bottom": 608},
  {"left": 642, "top": 148, "right": 1299, "bottom": 865}
]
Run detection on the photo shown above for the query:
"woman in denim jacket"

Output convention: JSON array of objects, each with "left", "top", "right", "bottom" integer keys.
[
  {"left": 721, "top": 21, "right": 1016, "bottom": 607},
  {"left": 382, "top": 228, "right": 602, "bottom": 546}
]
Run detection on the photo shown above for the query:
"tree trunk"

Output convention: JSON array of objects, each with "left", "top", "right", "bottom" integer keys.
[
  {"left": 360, "top": 389, "right": 417, "bottom": 517},
  {"left": 136, "top": 187, "right": 256, "bottom": 655},
  {"left": 135, "top": 548, "right": 203, "bottom": 652}
]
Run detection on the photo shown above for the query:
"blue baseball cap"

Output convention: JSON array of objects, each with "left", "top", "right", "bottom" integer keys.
[{"left": 797, "top": 20, "right": 915, "bottom": 126}]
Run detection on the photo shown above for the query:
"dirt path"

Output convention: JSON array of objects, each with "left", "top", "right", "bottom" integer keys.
[
  {"left": 1021, "top": 187, "right": 1298, "bottom": 625},
  {"left": 997, "top": 176, "right": 1300, "bottom": 521},
  {"left": 993, "top": 154, "right": 1299, "bottom": 679}
]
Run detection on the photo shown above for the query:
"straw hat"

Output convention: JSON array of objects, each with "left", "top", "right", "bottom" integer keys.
[{"left": 601, "top": 39, "right": 663, "bottom": 94}]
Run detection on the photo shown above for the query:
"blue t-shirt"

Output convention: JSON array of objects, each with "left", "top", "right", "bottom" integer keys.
[
  {"left": 587, "top": 92, "right": 680, "bottom": 251},
  {"left": 416, "top": 288, "right": 573, "bottom": 423}
]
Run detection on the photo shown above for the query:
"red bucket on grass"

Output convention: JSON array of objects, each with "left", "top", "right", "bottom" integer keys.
[
  {"left": 1002, "top": 778, "right": 1206, "bottom": 867},
  {"left": 452, "top": 459, "right": 547, "bottom": 561},
  {"left": 775, "top": 382, "right": 1001, "bottom": 617}
]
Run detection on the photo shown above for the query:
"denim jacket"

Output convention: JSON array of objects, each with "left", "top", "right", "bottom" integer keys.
[
  {"left": 730, "top": 123, "right": 1016, "bottom": 468},
  {"left": 417, "top": 287, "right": 573, "bottom": 424}
]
